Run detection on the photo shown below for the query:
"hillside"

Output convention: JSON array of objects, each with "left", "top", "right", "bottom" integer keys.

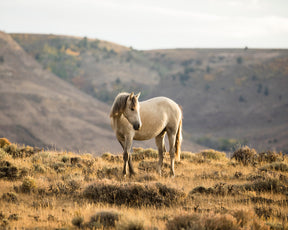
[
  {"left": 0, "top": 32, "right": 119, "bottom": 154},
  {"left": 146, "top": 49, "right": 288, "bottom": 152},
  {"left": 10, "top": 33, "right": 288, "bottom": 152},
  {"left": 0, "top": 32, "right": 200, "bottom": 154},
  {"left": 0, "top": 140, "right": 287, "bottom": 229}
]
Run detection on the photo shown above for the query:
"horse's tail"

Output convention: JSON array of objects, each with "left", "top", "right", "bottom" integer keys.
[{"left": 175, "top": 109, "right": 183, "bottom": 161}]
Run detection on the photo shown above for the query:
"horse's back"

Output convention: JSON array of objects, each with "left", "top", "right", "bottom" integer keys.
[
  {"left": 141, "top": 97, "right": 181, "bottom": 117},
  {"left": 133, "top": 97, "right": 181, "bottom": 140}
]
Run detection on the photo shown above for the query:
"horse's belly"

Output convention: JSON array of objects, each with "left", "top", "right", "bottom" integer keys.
[{"left": 133, "top": 123, "right": 166, "bottom": 140}]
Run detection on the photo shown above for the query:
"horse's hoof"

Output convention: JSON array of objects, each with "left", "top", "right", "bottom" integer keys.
[
  {"left": 129, "top": 170, "right": 136, "bottom": 177},
  {"left": 129, "top": 173, "right": 136, "bottom": 178}
]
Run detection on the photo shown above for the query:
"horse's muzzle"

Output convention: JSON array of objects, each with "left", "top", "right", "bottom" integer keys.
[{"left": 133, "top": 123, "right": 140, "bottom": 130}]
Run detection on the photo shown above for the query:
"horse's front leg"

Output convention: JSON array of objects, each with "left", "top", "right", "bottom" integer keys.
[{"left": 123, "top": 137, "right": 135, "bottom": 176}]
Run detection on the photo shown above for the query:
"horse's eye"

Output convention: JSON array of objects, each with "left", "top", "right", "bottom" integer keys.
[{"left": 131, "top": 108, "right": 134, "bottom": 111}]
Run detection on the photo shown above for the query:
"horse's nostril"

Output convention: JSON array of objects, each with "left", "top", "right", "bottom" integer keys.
[{"left": 133, "top": 124, "right": 140, "bottom": 130}]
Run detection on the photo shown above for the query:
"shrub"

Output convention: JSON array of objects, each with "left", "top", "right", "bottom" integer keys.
[
  {"left": 180, "top": 151, "right": 195, "bottom": 160},
  {"left": 132, "top": 147, "right": 158, "bottom": 161},
  {"left": 88, "top": 211, "right": 119, "bottom": 229},
  {"left": 32, "top": 199, "right": 53, "bottom": 209},
  {"left": 61, "top": 155, "right": 70, "bottom": 163},
  {"left": 97, "top": 166, "right": 121, "bottom": 179},
  {"left": 3, "top": 144, "right": 18, "bottom": 157},
  {"left": 70, "top": 157, "right": 81, "bottom": 165},
  {"left": 254, "top": 206, "right": 273, "bottom": 220},
  {"left": 116, "top": 216, "right": 144, "bottom": 230},
  {"left": 190, "top": 183, "right": 243, "bottom": 196},
  {"left": 0, "top": 161, "right": 19, "bottom": 180},
  {"left": 245, "top": 178, "right": 286, "bottom": 193},
  {"left": 257, "top": 151, "right": 283, "bottom": 163},
  {"left": 72, "top": 215, "right": 84, "bottom": 228},
  {"left": 232, "top": 146, "right": 257, "bottom": 165},
  {"left": 0, "top": 148, "right": 7, "bottom": 160},
  {"left": 33, "top": 164, "right": 46, "bottom": 173},
  {"left": 21, "top": 177, "right": 37, "bottom": 193},
  {"left": 167, "top": 213, "right": 241, "bottom": 230},
  {"left": 0, "top": 138, "right": 11, "bottom": 148},
  {"left": 232, "top": 209, "right": 254, "bottom": 228},
  {"left": 205, "top": 214, "right": 239, "bottom": 230},
  {"left": 51, "top": 162, "right": 65, "bottom": 173},
  {"left": 101, "top": 152, "right": 121, "bottom": 162},
  {"left": 8, "top": 214, "right": 19, "bottom": 221},
  {"left": 3, "top": 143, "right": 40, "bottom": 158},
  {"left": 199, "top": 149, "right": 227, "bottom": 161},
  {"left": 166, "top": 213, "right": 204, "bottom": 230},
  {"left": 260, "top": 162, "right": 288, "bottom": 172},
  {"left": 83, "top": 182, "right": 186, "bottom": 207},
  {"left": 48, "top": 180, "right": 80, "bottom": 196},
  {"left": 1, "top": 192, "right": 18, "bottom": 203}
]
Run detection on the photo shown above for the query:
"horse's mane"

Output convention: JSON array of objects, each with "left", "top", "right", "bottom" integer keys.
[{"left": 110, "top": 92, "right": 130, "bottom": 117}]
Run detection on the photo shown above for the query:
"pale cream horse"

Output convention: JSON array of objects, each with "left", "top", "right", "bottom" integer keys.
[{"left": 110, "top": 92, "right": 182, "bottom": 176}]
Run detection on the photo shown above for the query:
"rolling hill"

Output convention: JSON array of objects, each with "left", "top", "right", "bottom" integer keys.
[
  {"left": 0, "top": 32, "right": 200, "bottom": 154},
  {"left": 0, "top": 31, "right": 119, "bottom": 154},
  {"left": 3, "top": 32, "right": 288, "bottom": 152}
]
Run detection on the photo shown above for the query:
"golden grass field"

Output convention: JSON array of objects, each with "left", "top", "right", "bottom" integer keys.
[{"left": 0, "top": 138, "right": 287, "bottom": 229}]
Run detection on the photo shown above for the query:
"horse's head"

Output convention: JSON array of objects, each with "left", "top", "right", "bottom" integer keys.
[{"left": 123, "top": 92, "right": 142, "bottom": 130}]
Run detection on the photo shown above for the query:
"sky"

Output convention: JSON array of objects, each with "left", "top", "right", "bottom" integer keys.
[{"left": 1, "top": 0, "right": 288, "bottom": 50}]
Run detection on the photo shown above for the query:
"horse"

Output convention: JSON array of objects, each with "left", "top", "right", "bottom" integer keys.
[{"left": 110, "top": 92, "right": 182, "bottom": 176}]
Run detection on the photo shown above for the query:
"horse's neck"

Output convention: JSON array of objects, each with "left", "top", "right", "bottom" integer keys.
[{"left": 112, "top": 114, "right": 124, "bottom": 129}]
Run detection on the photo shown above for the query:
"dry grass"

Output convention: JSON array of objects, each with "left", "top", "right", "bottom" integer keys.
[{"left": 0, "top": 140, "right": 288, "bottom": 229}]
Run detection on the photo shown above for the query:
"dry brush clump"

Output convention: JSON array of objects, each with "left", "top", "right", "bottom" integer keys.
[
  {"left": 232, "top": 146, "right": 257, "bottom": 166},
  {"left": 83, "top": 182, "right": 186, "bottom": 207},
  {"left": 259, "top": 162, "right": 288, "bottom": 172},
  {"left": 1, "top": 142, "right": 41, "bottom": 158},
  {"left": 198, "top": 149, "right": 227, "bottom": 161},
  {"left": 190, "top": 178, "right": 288, "bottom": 197},
  {"left": 166, "top": 210, "right": 269, "bottom": 230},
  {"left": 86, "top": 211, "right": 120, "bottom": 229},
  {"left": 1, "top": 192, "right": 18, "bottom": 204},
  {"left": 131, "top": 147, "right": 158, "bottom": 161},
  {"left": 190, "top": 182, "right": 243, "bottom": 196},
  {"left": 257, "top": 151, "right": 285, "bottom": 163},
  {"left": 101, "top": 152, "right": 122, "bottom": 162},
  {"left": 0, "top": 138, "right": 11, "bottom": 148},
  {"left": 232, "top": 146, "right": 286, "bottom": 166},
  {"left": 97, "top": 166, "right": 122, "bottom": 180}
]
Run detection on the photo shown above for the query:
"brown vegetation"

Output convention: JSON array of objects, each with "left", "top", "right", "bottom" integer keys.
[{"left": 0, "top": 139, "right": 287, "bottom": 229}]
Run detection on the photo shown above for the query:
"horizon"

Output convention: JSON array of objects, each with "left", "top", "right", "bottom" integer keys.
[
  {"left": 5, "top": 31, "right": 288, "bottom": 51},
  {"left": 1, "top": 0, "right": 288, "bottom": 50}
]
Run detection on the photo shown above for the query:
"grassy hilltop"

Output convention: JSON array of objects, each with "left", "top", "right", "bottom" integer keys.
[{"left": 0, "top": 138, "right": 288, "bottom": 229}]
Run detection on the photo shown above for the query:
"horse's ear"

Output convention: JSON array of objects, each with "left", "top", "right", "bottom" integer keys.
[
  {"left": 135, "top": 92, "right": 141, "bottom": 99},
  {"left": 129, "top": 92, "right": 134, "bottom": 100}
]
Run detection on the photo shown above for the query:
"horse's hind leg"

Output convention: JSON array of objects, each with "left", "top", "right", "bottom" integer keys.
[
  {"left": 155, "top": 130, "right": 166, "bottom": 175},
  {"left": 167, "top": 130, "right": 177, "bottom": 177}
]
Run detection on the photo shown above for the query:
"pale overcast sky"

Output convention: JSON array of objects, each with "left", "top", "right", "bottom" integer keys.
[{"left": 1, "top": 0, "right": 288, "bottom": 50}]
